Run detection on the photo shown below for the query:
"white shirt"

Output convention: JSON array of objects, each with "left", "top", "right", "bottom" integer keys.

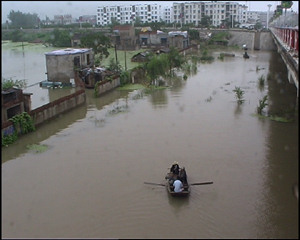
[{"left": 173, "top": 180, "right": 183, "bottom": 192}]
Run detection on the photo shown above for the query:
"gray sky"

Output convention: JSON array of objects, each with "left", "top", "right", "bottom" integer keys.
[{"left": 1, "top": 1, "right": 298, "bottom": 23}]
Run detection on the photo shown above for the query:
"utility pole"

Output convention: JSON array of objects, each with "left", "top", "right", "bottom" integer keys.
[
  {"left": 267, "top": 4, "right": 272, "bottom": 29},
  {"left": 114, "top": 44, "right": 118, "bottom": 63},
  {"left": 124, "top": 39, "right": 127, "bottom": 71}
]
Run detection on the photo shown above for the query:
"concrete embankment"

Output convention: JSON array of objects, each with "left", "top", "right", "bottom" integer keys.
[{"left": 210, "top": 29, "right": 277, "bottom": 50}]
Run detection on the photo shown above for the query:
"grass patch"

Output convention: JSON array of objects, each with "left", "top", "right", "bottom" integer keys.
[
  {"left": 269, "top": 115, "right": 294, "bottom": 122},
  {"left": 252, "top": 114, "right": 294, "bottom": 123},
  {"left": 143, "top": 85, "right": 168, "bottom": 94},
  {"left": 118, "top": 83, "right": 146, "bottom": 91},
  {"left": 100, "top": 48, "right": 142, "bottom": 70},
  {"left": 27, "top": 144, "right": 48, "bottom": 153}
]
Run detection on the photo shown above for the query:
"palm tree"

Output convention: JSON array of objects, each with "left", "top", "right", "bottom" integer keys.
[{"left": 281, "top": 1, "right": 293, "bottom": 16}]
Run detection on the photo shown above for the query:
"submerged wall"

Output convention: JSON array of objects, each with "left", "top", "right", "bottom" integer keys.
[
  {"left": 2, "top": 89, "right": 86, "bottom": 137},
  {"left": 95, "top": 77, "right": 120, "bottom": 97}
]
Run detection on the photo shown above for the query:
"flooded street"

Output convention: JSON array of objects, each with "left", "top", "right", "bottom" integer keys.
[{"left": 2, "top": 44, "right": 298, "bottom": 238}]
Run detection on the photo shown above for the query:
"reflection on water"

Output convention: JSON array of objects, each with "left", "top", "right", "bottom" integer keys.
[{"left": 2, "top": 46, "right": 298, "bottom": 238}]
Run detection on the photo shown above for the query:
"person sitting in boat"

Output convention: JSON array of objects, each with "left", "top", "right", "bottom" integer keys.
[
  {"left": 243, "top": 51, "right": 249, "bottom": 59},
  {"left": 179, "top": 167, "right": 187, "bottom": 184},
  {"left": 173, "top": 176, "right": 184, "bottom": 193},
  {"left": 170, "top": 161, "right": 180, "bottom": 175}
]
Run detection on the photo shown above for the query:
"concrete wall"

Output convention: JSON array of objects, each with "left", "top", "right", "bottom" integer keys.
[
  {"left": 226, "top": 30, "right": 255, "bottom": 49},
  {"left": 226, "top": 30, "right": 276, "bottom": 50},
  {"left": 30, "top": 89, "right": 86, "bottom": 126},
  {"left": 2, "top": 89, "right": 86, "bottom": 137},
  {"left": 258, "top": 32, "right": 277, "bottom": 51},
  {"left": 95, "top": 77, "right": 120, "bottom": 97}
]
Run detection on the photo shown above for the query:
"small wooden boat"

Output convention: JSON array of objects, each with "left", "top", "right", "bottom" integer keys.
[{"left": 165, "top": 170, "right": 190, "bottom": 197}]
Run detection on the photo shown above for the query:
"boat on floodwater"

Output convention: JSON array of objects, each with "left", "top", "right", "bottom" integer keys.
[{"left": 165, "top": 167, "right": 190, "bottom": 197}]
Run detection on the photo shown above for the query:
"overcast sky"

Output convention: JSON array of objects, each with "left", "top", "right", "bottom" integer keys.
[{"left": 1, "top": 1, "right": 298, "bottom": 23}]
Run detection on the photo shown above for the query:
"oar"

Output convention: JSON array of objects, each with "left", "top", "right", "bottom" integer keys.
[
  {"left": 144, "top": 182, "right": 165, "bottom": 186},
  {"left": 144, "top": 181, "right": 213, "bottom": 186},
  {"left": 190, "top": 181, "right": 213, "bottom": 185}
]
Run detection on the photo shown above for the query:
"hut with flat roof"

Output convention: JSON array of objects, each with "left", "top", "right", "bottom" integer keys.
[{"left": 45, "top": 48, "right": 94, "bottom": 83}]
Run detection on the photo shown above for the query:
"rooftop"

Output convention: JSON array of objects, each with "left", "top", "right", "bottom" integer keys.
[{"left": 45, "top": 48, "right": 92, "bottom": 56}]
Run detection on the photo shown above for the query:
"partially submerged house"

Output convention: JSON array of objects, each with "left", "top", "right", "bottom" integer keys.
[
  {"left": 139, "top": 29, "right": 168, "bottom": 48},
  {"left": 168, "top": 31, "right": 189, "bottom": 49},
  {"left": 112, "top": 25, "right": 136, "bottom": 50},
  {"left": 45, "top": 48, "right": 94, "bottom": 83},
  {"left": 79, "top": 67, "right": 115, "bottom": 88},
  {"left": 2, "top": 88, "right": 32, "bottom": 124},
  {"left": 71, "top": 33, "right": 83, "bottom": 47},
  {"left": 131, "top": 51, "right": 151, "bottom": 62},
  {"left": 131, "top": 48, "right": 170, "bottom": 62}
]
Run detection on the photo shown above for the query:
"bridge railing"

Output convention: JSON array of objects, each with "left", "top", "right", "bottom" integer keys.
[
  {"left": 272, "top": 27, "right": 298, "bottom": 54},
  {"left": 269, "top": 12, "right": 298, "bottom": 54}
]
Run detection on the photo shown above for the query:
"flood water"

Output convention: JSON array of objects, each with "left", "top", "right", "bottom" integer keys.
[{"left": 2, "top": 43, "right": 298, "bottom": 238}]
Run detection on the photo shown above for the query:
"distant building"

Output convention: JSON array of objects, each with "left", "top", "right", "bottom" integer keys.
[
  {"left": 162, "top": 6, "right": 173, "bottom": 23},
  {"left": 96, "top": 2, "right": 261, "bottom": 28},
  {"left": 53, "top": 14, "right": 73, "bottom": 25},
  {"left": 97, "top": 4, "right": 162, "bottom": 26},
  {"left": 78, "top": 15, "right": 97, "bottom": 25},
  {"left": 168, "top": 31, "right": 189, "bottom": 49},
  {"left": 112, "top": 25, "right": 136, "bottom": 50},
  {"left": 139, "top": 29, "right": 168, "bottom": 47}
]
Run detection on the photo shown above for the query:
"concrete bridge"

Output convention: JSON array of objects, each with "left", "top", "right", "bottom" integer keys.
[{"left": 269, "top": 27, "right": 298, "bottom": 97}]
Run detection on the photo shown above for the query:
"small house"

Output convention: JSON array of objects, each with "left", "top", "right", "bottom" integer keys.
[
  {"left": 139, "top": 30, "right": 168, "bottom": 47},
  {"left": 168, "top": 31, "right": 189, "bottom": 49},
  {"left": 78, "top": 67, "right": 115, "bottom": 88},
  {"left": 45, "top": 48, "right": 94, "bottom": 83},
  {"left": 131, "top": 51, "right": 151, "bottom": 62},
  {"left": 2, "top": 88, "right": 32, "bottom": 124},
  {"left": 112, "top": 25, "right": 136, "bottom": 50}
]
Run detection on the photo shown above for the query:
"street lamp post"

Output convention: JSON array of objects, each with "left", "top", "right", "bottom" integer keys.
[
  {"left": 267, "top": 4, "right": 272, "bottom": 29},
  {"left": 231, "top": 10, "right": 234, "bottom": 28}
]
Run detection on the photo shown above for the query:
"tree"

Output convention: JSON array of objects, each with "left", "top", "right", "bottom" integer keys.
[
  {"left": 80, "top": 32, "right": 111, "bottom": 62},
  {"left": 8, "top": 10, "right": 39, "bottom": 29},
  {"left": 48, "top": 29, "right": 71, "bottom": 47},
  {"left": 108, "top": 17, "right": 120, "bottom": 28},
  {"left": 10, "top": 30, "right": 24, "bottom": 42},
  {"left": 145, "top": 54, "right": 169, "bottom": 83},
  {"left": 134, "top": 16, "right": 142, "bottom": 26},
  {"left": 281, "top": 1, "right": 293, "bottom": 15},
  {"left": 200, "top": 15, "right": 212, "bottom": 27},
  {"left": 167, "top": 47, "right": 185, "bottom": 74},
  {"left": 107, "top": 58, "right": 122, "bottom": 73},
  {"left": 188, "top": 29, "right": 200, "bottom": 41},
  {"left": 2, "top": 78, "right": 27, "bottom": 90}
]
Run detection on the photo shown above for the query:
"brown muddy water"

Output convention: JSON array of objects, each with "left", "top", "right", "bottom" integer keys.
[{"left": 2, "top": 45, "right": 298, "bottom": 238}]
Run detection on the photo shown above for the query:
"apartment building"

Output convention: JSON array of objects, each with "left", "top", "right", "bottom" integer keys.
[
  {"left": 173, "top": 1, "right": 248, "bottom": 27},
  {"left": 96, "top": 2, "right": 264, "bottom": 27},
  {"left": 162, "top": 6, "right": 173, "bottom": 23},
  {"left": 97, "top": 4, "right": 161, "bottom": 26}
]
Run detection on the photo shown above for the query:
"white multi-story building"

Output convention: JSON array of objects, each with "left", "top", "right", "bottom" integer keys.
[
  {"left": 96, "top": 2, "right": 265, "bottom": 27},
  {"left": 162, "top": 6, "right": 173, "bottom": 24},
  {"left": 97, "top": 4, "right": 161, "bottom": 26},
  {"left": 173, "top": 1, "right": 248, "bottom": 27}
]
